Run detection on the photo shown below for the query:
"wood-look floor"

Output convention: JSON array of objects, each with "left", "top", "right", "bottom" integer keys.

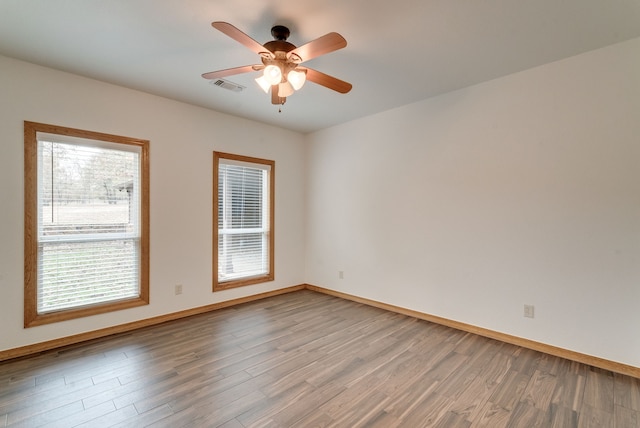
[{"left": 1, "top": 290, "right": 639, "bottom": 427}]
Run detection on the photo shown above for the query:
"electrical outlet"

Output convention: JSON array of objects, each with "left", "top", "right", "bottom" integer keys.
[
  {"left": 175, "top": 284, "right": 183, "bottom": 295},
  {"left": 524, "top": 304, "right": 534, "bottom": 318},
  {"left": 338, "top": 271, "right": 344, "bottom": 279}
]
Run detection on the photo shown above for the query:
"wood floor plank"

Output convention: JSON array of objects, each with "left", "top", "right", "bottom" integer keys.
[
  {"left": 446, "top": 375, "right": 494, "bottom": 422},
  {"left": 397, "top": 391, "right": 456, "bottom": 427},
  {"left": 109, "top": 403, "right": 174, "bottom": 428},
  {"left": 548, "top": 404, "right": 579, "bottom": 428},
  {"left": 327, "top": 389, "right": 391, "bottom": 427},
  {"left": 110, "top": 367, "right": 202, "bottom": 411},
  {"left": 382, "top": 374, "right": 440, "bottom": 421},
  {"left": 433, "top": 410, "right": 472, "bottom": 428},
  {"left": 216, "top": 418, "right": 246, "bottom": 428},
  {"left": 260, "top": 380, "right": 345, "bottom": 427},
  {"left": 433, "top": 353, "right": 479, "bottom": 400},
  {"left": 520, "top": 369, "right": 558, "bottom": 410},
  {"left": 0, "top": 290, "right": 638, "bottom": 427},
  {"left": 615, "top": 404, "right": 640, "bottom": 427},
  {"left": 315, "top": 372, "right": 385, "bottom": 418},
  {"left": 7, "top": 400, "right": 84, "bottom": 427},
  {"left": 614, "top": 371, "right": 640, "bottom": 410},
  {"left": 4, "top": 376, "right": 117, "bottom": 424},
  {"left": 48, "top": 400, "right": 122, "bottom": 428},
  {"left": 578, "top": 403, "right": 614, "bottom": 428},
  {"left": 291, "top": 409, "right": 334, "bottom": 427},
  {"left": 371, "top": 350, "right": 433, "bottom": 397},
  {"left": 82, "top": 367, "right": 179, "bottom": 410},
  {"left": 470, "top": 401, "right": 511, "bottom": 428},
  {"left": 506, "top": 400, "right": 547, "bottom": 427},
  {"left": 583, "top": 367, "right": 615, "bottom": 413},
  {"left": 188, "top": 389, "right": 267, "bottom": 427},
  {"left": 551, "top": 362, "right": 586, "bottom": 412}
]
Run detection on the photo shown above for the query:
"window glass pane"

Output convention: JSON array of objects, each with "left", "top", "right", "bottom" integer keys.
[
  {"left": 39, "top": 141, "right": 139, "bottom": 237},
  {"left": 215, "top": 153, "right": 273, "bottom": 290},
  {"left": 218, "top": 232, "right": 267, "bottom": 281},
  {"left": 219, "top": 165, "right": 264, "bottom": 228},
  {"left": 37, "top": 138, "right": 141, "bottom": 312},
  {"left": 218, "top": 163, "right": 267, "bottom": 281},
  {"left": 38, "top": 239, "right": 139, "bottom": 313}
]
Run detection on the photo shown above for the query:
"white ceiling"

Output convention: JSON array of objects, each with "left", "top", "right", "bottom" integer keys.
[{"left": 1, "top": 0, "right": 639, "bottom": 134}]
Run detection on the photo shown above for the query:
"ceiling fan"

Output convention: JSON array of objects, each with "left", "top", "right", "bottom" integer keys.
[{"left": 202, "top": 22, "right": 352, "bottom": 105}]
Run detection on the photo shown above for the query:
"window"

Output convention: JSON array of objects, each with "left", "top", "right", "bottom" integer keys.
[
  {"left": 213, "top": 152, "right": 274, "bottom": 291},
  {"left": 24, "top": 122, "right": 149, "bottom": 327}
]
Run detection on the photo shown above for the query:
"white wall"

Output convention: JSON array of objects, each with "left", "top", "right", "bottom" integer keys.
[
  {"left": 0, "top": 55, "right": 306, "bottom": 352},
  {"left": 305, "top": 37, "right": 640, "bottom": 368}
]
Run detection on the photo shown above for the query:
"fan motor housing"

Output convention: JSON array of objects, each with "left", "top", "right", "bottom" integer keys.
[{"left": 263, "top": 40, "right": 296, "bottom": 53}]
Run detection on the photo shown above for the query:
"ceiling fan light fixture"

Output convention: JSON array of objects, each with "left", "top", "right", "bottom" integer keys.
[
  {"left": 263, "top": 64, "right": 282, "bottom": 85},
  {"left": 287, "top": 69, "right": 306, "bottom": 90},
  {"left": 255, "top": 75, "right": 271, "bottom": 93},
  {"left": 278, "top": 80, "right": 295, "bottom": 97},
  {"left": 203, "top": 22, "right": 352, "bottom": 103}
]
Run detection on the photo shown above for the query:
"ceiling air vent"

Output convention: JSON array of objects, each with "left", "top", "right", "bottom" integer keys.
[{"left": 210, "top": 79, "right": 245, "bottom": 93}]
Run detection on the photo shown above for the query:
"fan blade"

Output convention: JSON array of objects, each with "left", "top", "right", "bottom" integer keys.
[
  {"left": 288, "top": 32, "right": 347, "bottom": 62},
  {"left": 304, "top": 68, "right": 352, "bottom": 94},
  {"left": 202, "top": 65, "right": 259, "bottom": 80},
  {"left": 212, "top": 22, "right": 273, "bottom": 57},
  {"left": 271, "top": 85, "right": 286, "bottom": 105}
]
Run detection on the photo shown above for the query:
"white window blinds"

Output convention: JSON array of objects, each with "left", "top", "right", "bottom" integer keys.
[
  {"left": 37, "top": 136, "right": 141, "bottom": 313},
  {"left": 217, "top": 159, "right": 271, "bottom": 283}
]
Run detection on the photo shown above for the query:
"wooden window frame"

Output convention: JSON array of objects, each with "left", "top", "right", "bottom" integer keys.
[
  {"left": 24, "top": 121, "right": 150, "bottom": 327},
  {"left": 213, "top": 151, "right": 275, "bottom": 291}
]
